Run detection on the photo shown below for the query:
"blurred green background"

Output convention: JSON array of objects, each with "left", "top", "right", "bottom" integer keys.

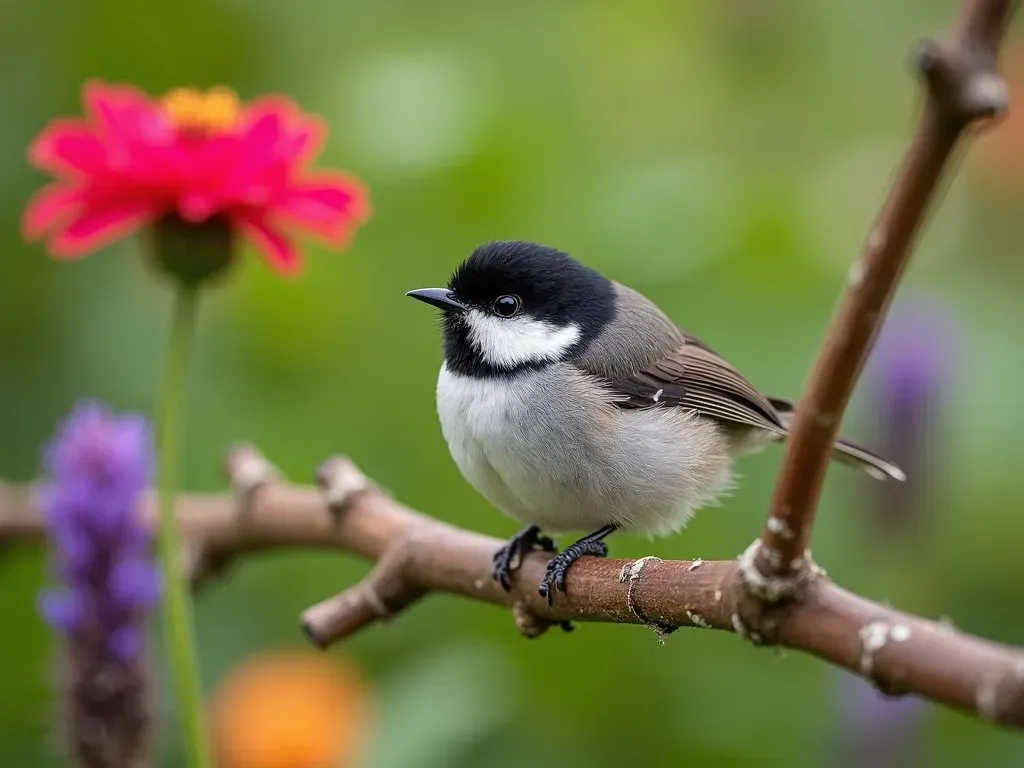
[{"left": 3, "top": 0, "right": 1024, "bottom": 765}]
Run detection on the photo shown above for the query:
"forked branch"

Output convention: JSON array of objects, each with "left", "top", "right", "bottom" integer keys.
[
  {"left": 756, "top": 0, "right": 1014, "bottom": 584},
  {"left": 2, "top": 447, "right": 1024, "bottom": 727}
]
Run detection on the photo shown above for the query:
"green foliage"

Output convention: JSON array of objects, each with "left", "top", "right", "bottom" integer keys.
[{"left": 2, "top": 0, "right": 1023, "bottom": 765}]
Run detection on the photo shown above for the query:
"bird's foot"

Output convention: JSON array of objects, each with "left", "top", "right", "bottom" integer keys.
[
  {"left": 492, "top": 525, "right": 557, "bottom": 591},
  {"left": 538, "top": 537, "right": 609, "bottom": 606}
]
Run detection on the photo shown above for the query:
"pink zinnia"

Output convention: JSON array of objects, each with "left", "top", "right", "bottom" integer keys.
[{"left": 23, "top": 81, "right": 370, "bottom": 276}]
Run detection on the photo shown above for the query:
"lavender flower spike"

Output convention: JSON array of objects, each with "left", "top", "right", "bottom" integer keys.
[
  {"left": 38, "top": 401, "right": 160, "bottom": 768},
  {"left": 868, "top": 295, "right": 956, "bottom": 537}
]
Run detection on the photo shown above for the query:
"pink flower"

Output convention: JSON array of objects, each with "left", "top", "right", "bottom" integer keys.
[{"left": 23, "top": 81, "right": 370, "bottom": 276}]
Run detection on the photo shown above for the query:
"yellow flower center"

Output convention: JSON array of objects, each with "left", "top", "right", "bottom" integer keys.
[{"left": 161, "top": 86, "right": 241, "bottom": 135}]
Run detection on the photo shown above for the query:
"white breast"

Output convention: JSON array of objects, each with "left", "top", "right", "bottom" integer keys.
[
  {"left": 436, "top": 363, "right": 539, "bottom": 522},
  {"left": 436, "top": 363, "right": 737, "bottom": 536}
]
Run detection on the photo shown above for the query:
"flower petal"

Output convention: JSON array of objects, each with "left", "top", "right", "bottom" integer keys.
[
  {"left": 22, "top": 184, "right": 85, "bottom": 240},
  {"left": 239, "top": 95, "right": 298, "bottom": 136},
  {"left": 49, "top": 200, "right": 157, "bottom": 259},
  {"left": 28, "top": 120, "right": 107, "bottom": 176},
  {"left": 237, "top": 102, "right": 288, "bottom": 153},
  {"left": 108, "top": 626, "right": 144, "bottom": 663},
  {"left": 38, "top": 589, "right": 82, "bottom": 633},
  {"left": 276, "top": 175, "right": 370, "bottom": 242},
  {"left": 234, "top": 98, "right": 323, "bottom": 175},
  {"left": 82, "top": 79, "right": 174, "bottom": 156},
  {"left": 279, "top": 114, "right": 326, "bottom": 168},
  {"left": 83, "top": 80, "right": 155, "bottom": 135},
  {"left": 223, "top": 108, "right": 289, "bottom": 188},
  {"left": 235, "top": 215, "right": 302, "bottom": 276},
  {"left": 110, "top": 556, "right": 161, "bottom": 610}
]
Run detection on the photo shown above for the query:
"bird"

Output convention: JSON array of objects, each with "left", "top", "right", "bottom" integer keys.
[{"left": 406, "top": 241, "right": 904, "bottom": 605}]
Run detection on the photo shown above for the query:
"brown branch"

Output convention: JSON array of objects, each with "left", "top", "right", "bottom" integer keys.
[
  {"left": 757, "top": 0, "right": 1014, "bottom": 585},
  {"left": 4, "top": 449, "right": 1024, "bottom": 728}
]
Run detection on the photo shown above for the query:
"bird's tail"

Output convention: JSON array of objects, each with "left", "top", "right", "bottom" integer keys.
[{"left": 767, "top": 398, "right": 905, "bottom": 482}]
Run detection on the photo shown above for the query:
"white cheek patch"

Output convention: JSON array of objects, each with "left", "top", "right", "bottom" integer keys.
[{"left": 465, "top": 309, "right": 581, "bottom": 368}]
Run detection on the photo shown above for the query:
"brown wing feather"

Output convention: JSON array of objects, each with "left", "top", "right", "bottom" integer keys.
[
  {"left": 606, "top": 336, "right": 785, "bottom": 433},
  {"left": 585, "top": 326, "right": 905, "bottom": 481}
]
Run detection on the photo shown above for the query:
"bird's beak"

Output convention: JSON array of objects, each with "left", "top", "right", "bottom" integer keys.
[{"left": 405, "top": 288, "right": 467, "bottom": 312}]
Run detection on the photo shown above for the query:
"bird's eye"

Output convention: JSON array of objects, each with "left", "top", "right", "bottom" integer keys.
[{"left": 492, "top": 295, "right": 521, "bottom": 317}]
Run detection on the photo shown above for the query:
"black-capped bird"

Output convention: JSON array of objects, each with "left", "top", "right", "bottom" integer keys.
[{"left": 407, "top": 241, "right": 903, "bottom": 604}]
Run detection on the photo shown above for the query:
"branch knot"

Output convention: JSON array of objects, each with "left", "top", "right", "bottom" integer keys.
[
  {"left": 316, "top": 455, "right": 371, "bottom": 524},
  {"left": 300, "top": 534, "right": 427, "bottom": 648},
  {"left": 914, "top": 36, "right": 1008, "bottom": 126},
  {"left": 511, "top": 601, "right": 568, "bottom": 639},
  {"left": 225, "top": 443, "right": 280, "bottom": 524},
  {"left": 738, "top": 539, "right": 816, "bottom": 604}
]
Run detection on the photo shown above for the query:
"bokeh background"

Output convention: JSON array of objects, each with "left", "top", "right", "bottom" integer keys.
[{"left": 3, "top": 0, "right": 1024, "bottom": 765}]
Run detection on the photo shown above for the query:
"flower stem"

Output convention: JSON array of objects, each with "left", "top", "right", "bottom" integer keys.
[{"left": 156, "top": 285, "right": 212, "bottom": 768}]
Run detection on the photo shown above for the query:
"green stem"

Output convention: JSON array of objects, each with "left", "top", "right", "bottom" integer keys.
[{"left": 156, "top": 285, "right": 212, "bottom": 768}]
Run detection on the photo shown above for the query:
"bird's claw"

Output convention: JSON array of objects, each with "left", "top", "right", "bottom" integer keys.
[
  {"left": 538, "top": 538, "right": 609, "bottom": 606},
  {"left": 491, "top": 525, "right": 557, "bottom": 591}
]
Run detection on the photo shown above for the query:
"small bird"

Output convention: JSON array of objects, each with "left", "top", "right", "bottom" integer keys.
[{"left": 407, "top": 241, "right": 904, "bottom": 604}]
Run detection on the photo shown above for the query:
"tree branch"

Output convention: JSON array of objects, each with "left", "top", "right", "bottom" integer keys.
[
  {"left": 757, "top": 0, "right": 1014, "bottom": 585},
  {"left": 3, "top": 448, "right": 1024, "bottom": 728}
]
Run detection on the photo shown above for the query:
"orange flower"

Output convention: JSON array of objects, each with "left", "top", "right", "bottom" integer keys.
[{"left": 210, "top": 650, "right": 371, "bottom": 768}]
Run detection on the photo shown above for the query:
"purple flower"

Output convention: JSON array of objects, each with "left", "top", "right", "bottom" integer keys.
[
  {"left": 834, "top": 674, "right": 928, "bottom": 767},
  {"left": 866, "top": 296, "right": 956, "bottom": 536},
  {"left": 830, "top": 298, "right": 953, "bottom": 765},
  {"left": 38, "top": 401, "right": 159, "bottom": 768}
]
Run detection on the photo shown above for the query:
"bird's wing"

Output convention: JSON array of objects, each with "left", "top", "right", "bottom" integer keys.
[{"left": 593, "top": 333, "right": 786, "bottom": 433}]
